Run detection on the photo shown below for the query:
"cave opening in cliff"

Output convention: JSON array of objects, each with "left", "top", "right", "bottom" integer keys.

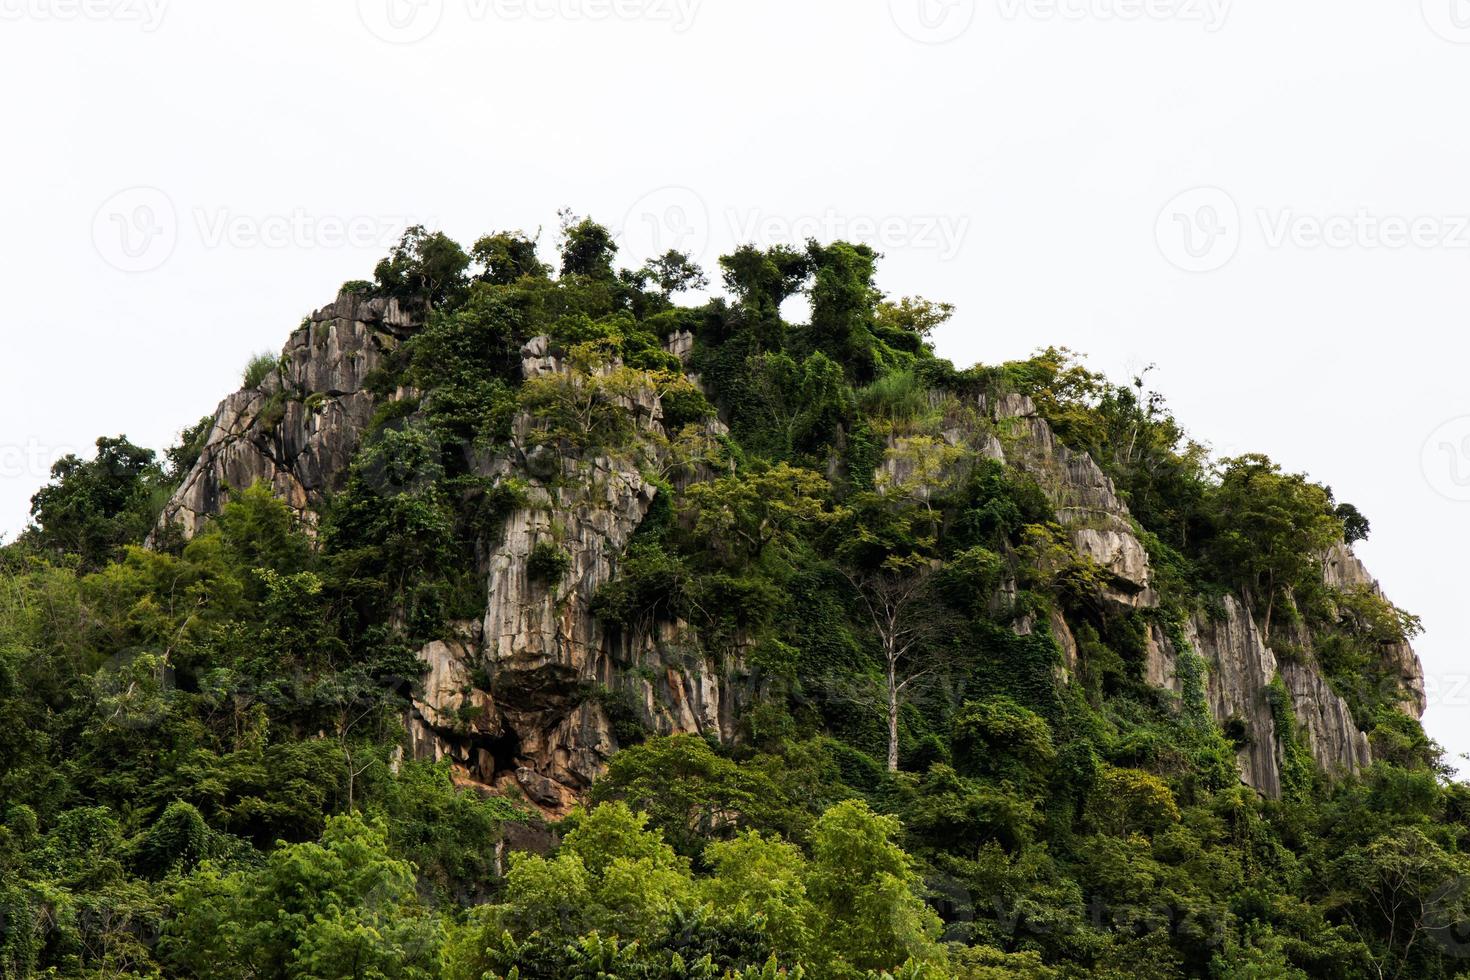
[{"left": 485, "top": 727, "right": 522, "bottom": 782}]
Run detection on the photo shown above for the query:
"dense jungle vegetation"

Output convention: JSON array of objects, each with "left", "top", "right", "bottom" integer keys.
[{"left": 0, "top": 215, "right": 1462, "bottom": 978}]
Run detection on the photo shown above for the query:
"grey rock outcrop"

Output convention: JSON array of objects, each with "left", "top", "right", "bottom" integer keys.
[
  {"left": 404, "top": 335, "right": 741, "bottom": 812},
  {"left": 984, "top": 393, "right": 1155, "bottom": 606},
  {"left": 1145, "top": 596, "right": 1371, "bottom": 798},
  {"left": 1323, "top": 543, "right": 1427, "bottom": 716},
  {"left": 971, "top": 392, "right": 1404, "bottom": 797},
  {"left": 158, "top": 287, "right": 1426, "bottom": 805},
  {"left": 404, "top": 627, "right": 504, "bottom": 783},
  {"left": 154, "top": 290, "right": 415, "bottom": 538}
]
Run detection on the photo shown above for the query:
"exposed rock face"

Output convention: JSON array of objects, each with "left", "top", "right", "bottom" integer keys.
[
  {"left": 984, "top": 394, "right": 1155, "bottom": 606},
  {"left": 154, "top": 291, "right": 415, "bottom": 538},
  {"left": 1145, "top": 597, "right": 1371, "bottom": 798},
  {"left": 1281, "top": 661, "right": 1373, "bottom": 777},
  {"left": 1323, "top": 543, "right": 1427, "bottom": 716},
  {"left": 406, "top": 336, "right": 741, "bottom": 813},
  {"left": 159, "top": 291, "right": 1426, "bottom": 804},
  {"left": 975, "top": 392, "right": 1403, "bottom": 797},
  {"left": 1189, "top": 598, "right": 1289, "bottom": 796},
  {"left": 404, "top": 626, "right": 503, "bottom": 784}
]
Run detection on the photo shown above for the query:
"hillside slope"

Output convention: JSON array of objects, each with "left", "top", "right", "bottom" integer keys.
[
  {"left": 1, "top": 219, "right": 1456, "bottom": 979},
  {"left": 161, "top": 276, "right": 1424, "bottom": 810}
]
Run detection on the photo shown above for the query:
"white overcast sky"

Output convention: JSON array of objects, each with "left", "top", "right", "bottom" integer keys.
[{"left": 2, "top": 0, "right": 1468, "bottom": 767}]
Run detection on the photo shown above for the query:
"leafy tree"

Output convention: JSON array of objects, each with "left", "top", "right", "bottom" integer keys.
[
  {"left": 644, "top": 249, "right": 709, "bottom": 297},
  {"left": 164, "top": 415, "right": 215, "bottom": 483},
  {"left": 719, "top": 244, "right": 812, "bottom": 330},
  {"left": 517, "top": 340, "right": 655, "bottom": 451},
  {"left": 323, "top": 423, "right": 459, "bottom": 631},
  {"left": 591, "top": 735, "right": 804, "bottom": 858},
  {"left": 805, "top": 800, "right": 945, "bottom": 973},
  {"left": 163, "top": 814, "right": 442, "bottom": 979},
  {"left": 701, "top": 830, "right": 817, "bottom": 961},
  {"left": 1209, "top": 454, "right": 1344, "bottom": 637},
  {"left": 680, "top": 463, "right": 841, "bottom": 569},
  {"left": 1332, "top": 827, "right": 1470, "bottom": 980},
  {"left": 953, "top": 696, "right": 1057, "bottom": 785},
  {"left": 490, "top": 803, "right": 694, "bottom": 945},
  {"left": 873, "top": 297, "right": 953, "bottom": 357},
  {"left": 805, "top": 241, "right": 884, "bottom": 382},
  {"left": 1087, "top": 766, "right": 1181, "bottom": 836},
  {"left": 472, "top": 229, "right": 549, "bottom": 285},
  {"left": 374, "top": 224, "right": 471, "bottom": 310},
  {"left": 27, "top": 436, "right": 164, "bottom": 569},
  {"left": 559, "top": 213, "right": 618, "bottom": 280},
  {"left": 1335, "top": 501, "right": 1371, "bottom": 545}
]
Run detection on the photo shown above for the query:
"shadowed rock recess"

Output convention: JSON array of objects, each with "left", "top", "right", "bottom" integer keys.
[{"left": 158, "top": 288, "right": 1424, "bottom": 809}]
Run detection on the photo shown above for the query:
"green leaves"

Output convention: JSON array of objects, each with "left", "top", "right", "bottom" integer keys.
[
  {"left": 679, "top": 463, "right": 841, "bottom": 570},
  {"left": 163, "top": 814, "right": 442, "bottom": 980},
  {"left": 453, "top": 799, "right": 940, "bottom": 978},
  {"left": 591, "top": 736, "right": 806, "bottom": 859},
  {"left": 374, "top": 225, "right": 471, "bottom": 311},
  {"left": 26, "top": 435, "right": 168, "bottom": 571},
  {"left": 1208, "top": 454, "right": 1344, "bottom": 637}
]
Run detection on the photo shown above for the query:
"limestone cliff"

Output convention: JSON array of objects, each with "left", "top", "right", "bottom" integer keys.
[
  {"left": 975, "top": 393, "right": 1407, "bottom": 798},
  {"left": 155, "top": 291, "right": 415, "bottom": 539},
  {"left": 159, "top": 295, "right": 1425, "bottom": 804},
  {"left": 404, "top": 335, "right": 739, "bottom": 812}
]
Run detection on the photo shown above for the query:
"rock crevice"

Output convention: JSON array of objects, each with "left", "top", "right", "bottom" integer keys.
[{"left": 156, "top": 291, "right": 415, "bottom": 538}]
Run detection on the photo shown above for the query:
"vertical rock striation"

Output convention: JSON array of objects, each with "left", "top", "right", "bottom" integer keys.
[
  {"left": 978, "top": 393, "right": 1400, "bottom": 798},
  {"left": 156, "top": 292, "right": 1426, "bottom": 804},
  {"left": 155, "top": 290, "right": 415, "bottom": 538},
  {"left": 407, "top": 336, "right": 740, "bottom": 812}
]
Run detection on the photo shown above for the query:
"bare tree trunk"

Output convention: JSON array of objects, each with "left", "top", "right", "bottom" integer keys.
[
  {"left": 1263, "top": 573, "right": 1276, "bottom": 640},
  {"left": 887, "top": 658, "right": 900, "bottom": 772}
]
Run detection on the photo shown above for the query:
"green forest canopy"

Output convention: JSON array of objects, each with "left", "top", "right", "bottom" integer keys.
[{"left": 0, "top": 216, "right": 1458, "bottom": 979}]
